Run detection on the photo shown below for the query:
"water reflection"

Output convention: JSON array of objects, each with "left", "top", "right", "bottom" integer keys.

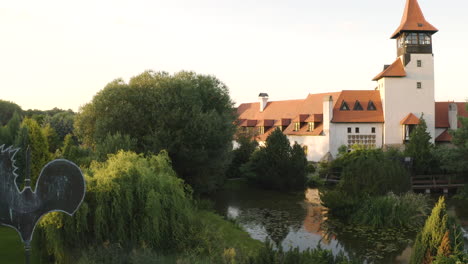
[
  {"left": 213, "top": 186, "right": 467, "bottom": 263},
  {"left": 215, "top": 188, "right": 414, "bottom": 263}
]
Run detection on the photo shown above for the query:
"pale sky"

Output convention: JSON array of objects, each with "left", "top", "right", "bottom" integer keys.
[{"left": 1, "top": 0, "right": 467, "bottom": 111}]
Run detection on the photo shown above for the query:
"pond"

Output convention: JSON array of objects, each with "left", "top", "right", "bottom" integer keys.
[{"left": 212, "top": 181, "right": 468, "bottom": 264}]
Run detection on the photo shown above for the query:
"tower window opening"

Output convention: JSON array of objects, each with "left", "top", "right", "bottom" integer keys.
[
  {"left": 347, "top": 127, "right": 351, "bottom": 133},
  {"left": 355, "top": 127, "right": 360, "bottom": 134},
  {"left": 371, "top": 127, "right": 376, "bottom": 133},
  {"left": 417, "top": 82, "right": 422, "bottom": 89},
  {"left": 417, "top": 60, "right": 422, "bottom": 67}
]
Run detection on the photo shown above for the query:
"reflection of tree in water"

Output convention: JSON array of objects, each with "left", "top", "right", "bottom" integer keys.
[
  {"left": 237, "top": 207, "right": 304, "bottom": 246},
  {"left": 321, "top": 218, "right": 414, "bottom": 263}
]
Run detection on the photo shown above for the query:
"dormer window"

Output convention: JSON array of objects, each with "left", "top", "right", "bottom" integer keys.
[
  {"left": 308, "top": 122, "right": 314, "bottom": 132},
  {"left": 294, "top": 122, "right": 300, "bottom": 132},
  {"left": 367, "top": 101, "right": 377, "bottom": 111},
  {"left": 340, "top": 101, "right": 350, "bottom": 111},
  {"left": 353, "top": 101, "right": 363, "bottom": 111}
]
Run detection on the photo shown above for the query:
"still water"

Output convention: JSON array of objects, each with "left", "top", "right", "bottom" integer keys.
[{"left": 212, "top": 183, "right": 468, "bottom": 264}]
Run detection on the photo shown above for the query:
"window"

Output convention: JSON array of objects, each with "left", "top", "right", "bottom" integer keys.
[
  {"left": 355, "top": 127, "right": 360, "bottom": 133},
  {"left": 353, "top": 100, "right": 363, "bottom": 111},
  {"left": 419, "top": 33, "right": 431, "bottom": 45},
  {"left": 417, "top": 60, "right": 422, "bottom": 67},
  {"left": 347, "top": 127, "right": 352, "bottom": 133},
  {"left": 340, "top": 101, "right": 350, "bottom": 111},
  {"left": 294, "top": 122, "right": 300, "bottom": 131},
  {"left": 259, "top": 126, "right": 265, "bottom": 134},
  {"left": 367, "top": 101, "right": 377, "bottom": 110},
  {"left": 405, "top": 33, "right": 418, "bottom": 44},
  {"left": 308, "top": 122, "right": 314, "bottom": 132},
  {"left": 417, "top": 82, "right": 422, "bottom": 89},
  {"left": 303, "top": 145, "right": 308, "bottom": 155},
  {"left": 371, "top": 127, "right": 376, "bottom": 133}
]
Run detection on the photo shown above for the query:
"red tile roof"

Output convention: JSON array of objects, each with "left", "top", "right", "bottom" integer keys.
[
  {"left": 372, "top": 58, "right": 406, "bottom": 81},
  {"left": 332, "top": 91, "right": 384, "bottom": 123},
  {"left": 237, "top": 91, "right": 384, "bottom": 141},
  {"left": 391, "top": 0, "right": 438, "bottom": 39},
  {"left": 400, "top": 113, "right": 420, "bottom": 125},
  {"left": 435, "top": 130, "right": 452, "bottom": 142},
  {"left": 435, "top": 102, "right": 468, "bottom": 128}
]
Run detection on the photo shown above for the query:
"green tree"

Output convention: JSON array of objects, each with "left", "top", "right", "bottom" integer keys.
[
  {"left": 75, "top": 71, "right": 236, "bottom": 193},
  {"left": 448, "top": 103, "right": 468, "bottom": 173},
  {"left": 46, "top": 111, "right": 75, "bottom": 141},
  {"left": 60, "top": 134, "right": 92, "bottom": 167},
  {"left": 94, "top": 132, "right": 138, "bottom": 161},
  {"left": 0, "top": 99, "right": 22, "bottom": 126},
  {"left": 410, "top": 196, "right": 468, "bottom": 264},
  {"left": 0, "top": 111, "right": 21, "bottom": 145},
  {"left": 405, "top": 115, "right": 435, "bottom": 174},
  {"left": 14, "top": 118, "right": 51, "bottom": 186},
  {"left": 243, "top": 128, "right": 307, "bottom": 190},
  {"left": 38, "top": 151, "right": 198, "bottom": 263},
  {"left": 227, "top": 131, "right": 258, "bottom": 178}
]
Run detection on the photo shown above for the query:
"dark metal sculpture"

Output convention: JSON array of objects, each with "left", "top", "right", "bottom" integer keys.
[{"left": 0, "top": 145, "right": 86, "bottom": 263}]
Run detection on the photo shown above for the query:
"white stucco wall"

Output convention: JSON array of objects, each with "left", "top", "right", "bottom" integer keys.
[
  {"left": 379, "top": 54, "right": 435, "bottom": 145},
  {"left": 287, "top": 135, "right": 329, "bottom": 162},
  {"left": 329, "top": 123, "right": 384, "bottom": 157}
]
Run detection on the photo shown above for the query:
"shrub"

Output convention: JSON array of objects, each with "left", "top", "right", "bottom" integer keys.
[
  {"left": 351, "top": 192, "right": 430, "bottom": 229},
  {"left": 242, "top": 128, "right": 308, "bottom": 191},
  {"left": 410, "top": 197, "right": 466, "bottom": 264}
]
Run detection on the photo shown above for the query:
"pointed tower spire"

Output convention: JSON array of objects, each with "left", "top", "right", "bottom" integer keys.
[{"left": 391, "top": 0, "right": 438, "bottom": 39}]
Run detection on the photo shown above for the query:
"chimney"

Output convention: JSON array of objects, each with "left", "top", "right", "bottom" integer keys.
[
  {"left": 323, "top": 95, "right": 333, "bottom": 134},
  {"left": 448, "top": 103, "right": 458, "bottom": 130},
  {"left": 258, "top": 93, "right": 269, "bottom": 112}
]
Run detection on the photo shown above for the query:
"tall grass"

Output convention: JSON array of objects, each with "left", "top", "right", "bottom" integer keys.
[{"left": 351, "top": 192, "right": 430, "bottom": 229}]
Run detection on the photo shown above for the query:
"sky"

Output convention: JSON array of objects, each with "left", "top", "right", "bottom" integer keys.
[{"left": 1, "top": 0, "right": 467, "bottom": 111}]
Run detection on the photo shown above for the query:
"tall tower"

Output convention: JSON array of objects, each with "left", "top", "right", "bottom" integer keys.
[{"left": 374, "top": 0, "right": 437, "bottom": 146}]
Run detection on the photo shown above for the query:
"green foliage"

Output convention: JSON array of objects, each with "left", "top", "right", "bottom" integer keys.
[
  {"left": 350, "top": 192, "right": 430, "bottom": 229},
  {"left": 337, "top": 149, "right": 411, "bottom": 197},
  {"left": 320, "top": 189, "right": 360, "bottom": 219},
  {"left": 13, "top": 118, "right": 51, "bottom": 186},
  {"left": 242, "top": 128, "right": 308, "bottom": 191},
  {"left": 42, "top": 123, "right": 61, "bottom": 154},
  {"left": 60, "top": 134, "right": 93, "bottom": 167},
  {"left": 94, "top": 132, "right": 138, "bottom": 161},
  {"left": 75, "top": 71, "right": 236, "bottom": 194},
  {"left": 0, "top": 99, "right": 22, "bottom": 126},
  {"left": 227, "top": 132, "right": 258, "bottom": 179},
  {"left": 405, "top": 115, "right": 436, "bottom": 174},
  {"left": 447, "top": 102, "right": 468, "bottom": 174},
  {"left": 250, "top": 241, "right": 357, "bottom": 264},
  {"left": 38, "top": 151, "right": 196, "bottom": 262},
  {"left": 45, "top": 111, "right": 75, "bottom": 142},
  {"left": 409, "top": 197, "right": 466, "bottom": 264},
  {"left": 0, "top": 111, "right": 21, "bottom": 146}
]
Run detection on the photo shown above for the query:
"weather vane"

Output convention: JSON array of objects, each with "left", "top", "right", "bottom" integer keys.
[{"left": 0, "top": 145, "right": 86, "bottom": 264}]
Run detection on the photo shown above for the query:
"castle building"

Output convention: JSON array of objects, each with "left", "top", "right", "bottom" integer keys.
[{"left": 236, "top": 0, "right": 468, "bottom": 161}]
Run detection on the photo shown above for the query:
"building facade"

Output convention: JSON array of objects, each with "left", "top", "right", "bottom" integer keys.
[{"left": 236, "top": 0, "right": 468, "bottom": 162}]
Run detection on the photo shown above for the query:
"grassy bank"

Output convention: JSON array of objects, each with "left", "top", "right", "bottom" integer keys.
[{"left": 0, "top": 227, "right": 40, "bottom": 263}]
